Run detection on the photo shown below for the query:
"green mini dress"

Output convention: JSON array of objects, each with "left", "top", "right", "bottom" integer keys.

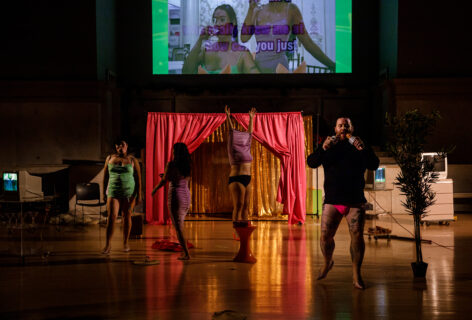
[{"left": 107, "top": 164, "right": 135, "bottom": 199}]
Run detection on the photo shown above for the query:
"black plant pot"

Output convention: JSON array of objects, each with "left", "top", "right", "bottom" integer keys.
[{"left": 411, "top": 262, "right": 428, "bottom": 278}]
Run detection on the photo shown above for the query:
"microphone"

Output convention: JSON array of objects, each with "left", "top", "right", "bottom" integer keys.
[
  {"left": 346, "top": 134, "right": 364, "bottom": 150},
  {"left": 322, "top": 135, "right": 339, "bottom": 150}
]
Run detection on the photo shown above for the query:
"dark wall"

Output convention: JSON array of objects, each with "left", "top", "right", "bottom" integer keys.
[
  {"left": 380, "top": 0, "right": 472, "bottom": 78},
  {"left": 0, "top": 81, "right": 121, "bottom": 167},
  {"left": 116, "top": 0, "right": 151, "bottom": 87},
  {"left": 124, "top": 87, "right": 375, "bottom": 153},
  {"left": 378, "top": 1, "right": 472, "bottom": 163},
  {"left": 0, "top": 1, "right": 120, "bottom": 168},
  {"left": 1, "top": 0, "right": 98, "bottom": 80},
  {"left": 392, "top": 78, "right": 472, "bottom": 164},
  {"left": 396, "top": 1, "right": 472, "bottom": 77},
  {"left": 379, "top": 0, "right": 398, "bottom": 78},
  {"left": 96, "top": 0, "right": 117, "bottom": 80}
]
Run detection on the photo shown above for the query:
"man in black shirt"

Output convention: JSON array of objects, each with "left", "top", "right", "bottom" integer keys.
[{"left": 307, "top": 117, "right": 379, "bottom": 289}]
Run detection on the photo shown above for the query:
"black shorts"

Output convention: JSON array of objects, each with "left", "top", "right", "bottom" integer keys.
[{"left": 228, "top": 175, "right": 251, "bottom": 187}]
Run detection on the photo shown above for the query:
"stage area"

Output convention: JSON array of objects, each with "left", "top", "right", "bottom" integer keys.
[{"left": 0, "top": 214, "right": 470, "bottom": 319}]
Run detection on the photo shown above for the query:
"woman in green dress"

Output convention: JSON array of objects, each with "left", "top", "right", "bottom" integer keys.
[{"left": 102, "top": 139, "right": 142, "bottom": 254}]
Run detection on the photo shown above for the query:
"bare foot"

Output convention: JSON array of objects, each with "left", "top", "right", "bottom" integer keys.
[
  {"left": 353, "top": 275, "right": 365, "bottom": 290},
  {"left": 123, "top": 244, "right": 131, "bottom": 252},
  {"left": 317, "top": 260, "right": 334, "bottom": 280},
  {"left": 101, "top": 245, "right": 111, "bottom": 255},
  {"left": 177, "top": 254, "right": 190, "bottom": 260}
]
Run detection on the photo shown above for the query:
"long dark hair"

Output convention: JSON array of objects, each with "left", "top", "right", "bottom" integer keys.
[
  {"left": 172, "top": 143, "right": 191, "bottom": 177},
  {"left": 213, "top": 4, "right": 238, "bottom": 41}
]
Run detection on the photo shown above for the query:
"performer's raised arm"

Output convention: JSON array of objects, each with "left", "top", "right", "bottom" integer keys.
[
  {"left": 225, "top": 105, "right": 234, "bottom": 130},
  {"left": 248, "top": 107, "right": 256, "bottom": 133},
  {"left": 241, "top": 0, "right": 259, "bottom": 43}
]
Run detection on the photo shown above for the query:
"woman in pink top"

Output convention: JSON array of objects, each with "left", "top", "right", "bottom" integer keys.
[
  {"left": 152, "top": 143, "right": 192, "bottom": 260},
  {"left": 225, "top": 105, "right": 256, "bottom": 226},
  {"left": 241, "top": 0, "right": 335, "bottom": 73}
]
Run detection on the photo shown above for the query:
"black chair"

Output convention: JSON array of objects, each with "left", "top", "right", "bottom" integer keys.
[{"left": 75, "top": 183, "right": 106, "bottom": 225}]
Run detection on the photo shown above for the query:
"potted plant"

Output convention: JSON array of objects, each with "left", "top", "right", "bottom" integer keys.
[{"left": 386, "top": 109, "right": 450, "bottom": 278}]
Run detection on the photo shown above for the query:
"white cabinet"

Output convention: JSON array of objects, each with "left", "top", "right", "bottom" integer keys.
[
  {"left": 421, "top": 179, "right": 454, "bottom": 222},
  {"left": 310, "top": 165, "right": 455, "bottom": 223}
]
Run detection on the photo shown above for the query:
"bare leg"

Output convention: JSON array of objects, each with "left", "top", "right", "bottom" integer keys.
[
  {"left": 103, "top": 198, "right": 120, "bottom": 254},
  {"left": 177, "top": 218, "right": 190, "bottom": 260},
  {"left": 229, "top": 181, "right": 245, "bottom": 222},
  {"left": 318, "top": 204, "right": 342, "bottom": 280},
  {"left": 170, "top": 211, "right": 189, "bottom": 260},
  {"left": 168, "top": 187, "right": 190, "bottom": 260},
  {"left": 241, "top": 181, "right": 252, "bottom": 222},
  {"left": 121, "top": 197, "right": 135, "bottom": 252},
  {"left": 346, "top": 206, "right": 366, "bottom": 289}
]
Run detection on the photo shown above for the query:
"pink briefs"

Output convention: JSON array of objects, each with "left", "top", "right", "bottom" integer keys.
[{"left": 333, "top": 204, "right": 351, "bottom": 215}]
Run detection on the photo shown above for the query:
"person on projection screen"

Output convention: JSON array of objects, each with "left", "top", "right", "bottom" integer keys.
[
  {"left": 241, "top": 0, "right": 335, "bottom": 73},
  {"left": 183, "top": 4, "right": 259, "bottom": 74}
]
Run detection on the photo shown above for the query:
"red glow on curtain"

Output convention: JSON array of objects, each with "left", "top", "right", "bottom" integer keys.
[
  {"left": 146, "top": 113, "right": 226, "bottom": 224},
  {"left": 146, "top": 112, "right": 306, "bottom": 224},
  {"left": 232, "top": 112, "right": 306, "bottom": 224}
]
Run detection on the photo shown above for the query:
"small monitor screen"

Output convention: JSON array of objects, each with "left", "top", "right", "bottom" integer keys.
[
  {"left": 374, "top": 167, "right": 385, "bottom": 183},
  {"left": 421, "top": 152, "right": 448, "bottom": 179},
  {"left": 423, "top": 154, "right": 446, "bottom": 172},
  {"left": 3, "top": 172, "right": 18, "bottom": 192}
]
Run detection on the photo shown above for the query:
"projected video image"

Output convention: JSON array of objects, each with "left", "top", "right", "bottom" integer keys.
[
  {"left": 153, "top": 0, "right": 352, "bottom": 75},
  {"left": 3, "top": 173, "right": 18, "bottom": 192}
]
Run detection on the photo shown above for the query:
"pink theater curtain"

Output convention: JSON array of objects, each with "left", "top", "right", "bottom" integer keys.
[
  {"left": 146, "top": 113, "right": 226, "bottom": 224},
  {"left": 232, "top": 112, "right": 306, "bottom": 224}
]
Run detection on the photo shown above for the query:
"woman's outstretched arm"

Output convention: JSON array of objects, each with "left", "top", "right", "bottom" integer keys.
[
  {"left": 182, "top": 33, "right": 207, "bottom": 74},
  {"left": 152, "top": 163, "right": 169, "bottom": 196},
  {"left": 241, "top": 0, "right": 259, "bottom": 43}
]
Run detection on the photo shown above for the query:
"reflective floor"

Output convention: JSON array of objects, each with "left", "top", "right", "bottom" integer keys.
[{"left": 1, "top": 214, "right": 471, "bottom": 319}]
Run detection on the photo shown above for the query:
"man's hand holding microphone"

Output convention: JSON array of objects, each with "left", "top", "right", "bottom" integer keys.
[{"left": 322, "top": 134, "right": 364, "bottom": 151}]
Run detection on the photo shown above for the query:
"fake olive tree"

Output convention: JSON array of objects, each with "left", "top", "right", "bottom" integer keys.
[{"left": 386, "top": 109, "right": 450, "bottom": 277}]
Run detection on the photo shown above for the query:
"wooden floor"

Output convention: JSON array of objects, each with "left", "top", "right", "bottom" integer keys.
[{"left": 1, "top": 213, "right": 471, "bottom": 319}]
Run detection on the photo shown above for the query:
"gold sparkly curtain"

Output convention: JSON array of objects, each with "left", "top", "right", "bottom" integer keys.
[
  {"left": 304, "top": 115, "right": 315, "bottom": 215},
  {"left": 190, "top": 115, "right": 314, "bottom": 218}
]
